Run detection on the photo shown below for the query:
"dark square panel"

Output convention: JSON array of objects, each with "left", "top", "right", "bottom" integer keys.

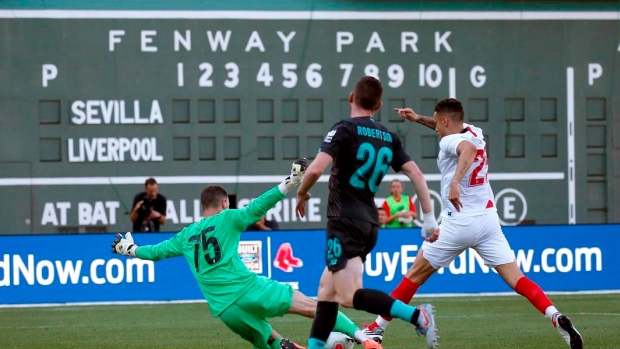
[
  {"left": 541, "top": 134, "right": 558, "bottom": 158},
  {"left": 172, "top": 99, "right": 190, "bottom": 123},
  {"left": 586, "top": 98, "right": 606, "bottom": 121},
  {"left": 198, "top": 99, "right": 215, "bottom": 123},
  {"left": 173, "top": 137, "right": 190, "bottom": 160},
  {"left": 257, "top": 99, "right": 274, "bottom": 123},
  {"left": 540, "top": 98, "right": 557, "bottom": 121},
  {"left": 307, "top": 99, "right": 323, "bottom": 123},
  {"left": 282, "top": 99, "right": 299, "bottom": 123},
  {"left": 257, "top": 137, "right": 274, "bottom": 160},
  {"left": 505, "top": 98, "right": 524, "bottom": 121},
  {"left": 224, "top": 136, "right": 240, "bottom": 160},
  {"left": 40, "top": 138, "right": 61, "bottom": 162},
  {"left": 282, "top": 136, "right": 299, "bottom": 160},
  {"left": 198, "top": 137, "right": 216, "bottom": 160},
  {"left": 39, "top": 100, "right": 60, "bottom": 124},
  {"left": 224, "top": 99, "right": 240, "bottom": 123}
]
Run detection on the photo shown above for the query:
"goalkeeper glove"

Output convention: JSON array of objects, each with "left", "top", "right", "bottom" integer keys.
[
  {"left": 421, "top": 210, "right": 439, "bottom": 242},
  {"left": 278, "top": 158, "right": 308, "bottom": 194},
  {"left": 111, "top": 232, "right": 139, "bottom": 257}
]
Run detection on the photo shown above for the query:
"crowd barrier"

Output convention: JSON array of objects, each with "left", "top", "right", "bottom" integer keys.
[{"left": 1, "top": 224, "right": 618, "bottom": 305}]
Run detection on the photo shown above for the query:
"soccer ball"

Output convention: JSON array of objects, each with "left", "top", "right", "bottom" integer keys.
[{"left": 325, "top": 332, "right": 355, "bottom": 349}]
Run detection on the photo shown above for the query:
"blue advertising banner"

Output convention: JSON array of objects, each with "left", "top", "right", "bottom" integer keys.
[
  {"left": 1, "top": 224, "right": 618, "bottom": 305},
  {"left": 266, "top": 224, "right": 619, "bottom": 296}
]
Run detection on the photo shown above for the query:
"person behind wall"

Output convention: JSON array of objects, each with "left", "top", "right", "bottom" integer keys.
[
  {"left": 377, "top": 207, "right": 388, "bottom": 228},
  {"left": 382, "top": 179, "right": 418, "bottom": 228},
  {"left": 130, "top": 177, "right": 167, "bottom": 232}
]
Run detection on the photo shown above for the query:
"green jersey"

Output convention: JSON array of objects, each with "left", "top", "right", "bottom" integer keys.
[
  {"left": 135, "top": 186, "right": 285, "bottom": 317},
  {"left": 384, "top": 195, "right": 415, "bottom": 228}
]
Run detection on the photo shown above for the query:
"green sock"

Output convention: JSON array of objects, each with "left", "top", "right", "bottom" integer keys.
[
  {"left": 334, "top": 311, "right": 360, "bottom": 338},
  {"left": 270, "top": 338, "right": 282, "bottom": 349}
]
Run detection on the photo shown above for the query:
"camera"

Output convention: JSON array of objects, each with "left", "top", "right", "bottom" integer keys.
[
  {"left": 139, "top": 196, "right": 156, "bottom": 232},
  {"left": 139, "top": 196, "right": 153, "bottom": 214}
]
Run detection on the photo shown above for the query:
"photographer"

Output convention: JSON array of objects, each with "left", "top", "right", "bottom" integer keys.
[{"left": 130, "top": 177, "right": 167, "bottom": 232}]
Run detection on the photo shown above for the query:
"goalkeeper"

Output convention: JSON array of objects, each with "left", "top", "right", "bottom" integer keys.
[{"left": 112, "top": 158, "right": 381, "bottom": 349}]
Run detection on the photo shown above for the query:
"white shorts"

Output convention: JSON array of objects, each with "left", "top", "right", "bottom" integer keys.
[{"left": 421, "top": 212, "right": 515, "bottom": 269}]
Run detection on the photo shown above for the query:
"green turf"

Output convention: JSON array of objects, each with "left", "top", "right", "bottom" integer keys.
[{"left": 1, "top": 294, "right": 618, "bottom": 349}]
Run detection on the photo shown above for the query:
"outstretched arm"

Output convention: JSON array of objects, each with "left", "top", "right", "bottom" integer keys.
[
  {"left": 232, "top": 158, "right": 308, "bottom": 230},
  {"left": 112, "top": 231, "right": 184, "bottom": 261},
  {"left": 136, "top": 235, "right": 184, "bottom": 261},
  {"left": 232, "top": 187, "right": 287, "bottom": 231},
  {"left": 394, "top": 108, "right": 436, "bottom": 131}
]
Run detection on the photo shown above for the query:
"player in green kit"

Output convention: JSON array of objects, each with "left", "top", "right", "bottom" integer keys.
[{"left": 112, "top": 158, "right": 382, "bottom": 349}]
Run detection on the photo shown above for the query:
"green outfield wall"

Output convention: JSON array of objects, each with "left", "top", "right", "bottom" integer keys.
[{"left": 0, "top": 1, "right": 618, "bottom": 233}]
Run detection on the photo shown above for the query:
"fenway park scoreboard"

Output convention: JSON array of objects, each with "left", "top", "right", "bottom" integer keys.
[{"left": 0, "top": 5, "right": 618, "bottom": 234}]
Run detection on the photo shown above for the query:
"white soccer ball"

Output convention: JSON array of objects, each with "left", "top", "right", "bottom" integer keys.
[{"left": 325, "top": 332, "right": 355, "bottom": 349}]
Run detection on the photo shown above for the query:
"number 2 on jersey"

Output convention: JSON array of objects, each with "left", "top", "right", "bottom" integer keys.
[
  {"left": 468, "top": 149, "right": 487, "bottom": 186},
  {"left": 189, "top": 226, "right": 221, "bottom": 272},
  {"left": 349, "top": 143, "right": 393, "bottom": 193}
]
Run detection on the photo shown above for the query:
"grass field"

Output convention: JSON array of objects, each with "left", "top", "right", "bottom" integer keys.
[{"left": 1, "top": 294, "right": 618, "bottom": 349}]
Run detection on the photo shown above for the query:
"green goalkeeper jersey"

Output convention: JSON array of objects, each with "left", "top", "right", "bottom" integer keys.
[{"left": 135, "top": 186, "right": 285, "bottom": 317}]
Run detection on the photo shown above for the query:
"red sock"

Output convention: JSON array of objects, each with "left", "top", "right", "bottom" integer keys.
[
  {"left": 514, "top": 277, "right": 553, "bottom": 315},
  {"left": 391, "top": 277, "right": 420, "bottom": 303},
  {"left": 371, "top": 278, "right": 420, "bottom": 324}
]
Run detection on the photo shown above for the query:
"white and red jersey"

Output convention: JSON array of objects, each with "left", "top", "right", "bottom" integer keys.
[{"left": 437, "top": 123, "right": 496, "bottom": 218}]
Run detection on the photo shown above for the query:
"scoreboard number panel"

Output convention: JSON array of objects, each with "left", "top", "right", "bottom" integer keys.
[{"left": 0, "top": 11, "right": 617, "bottom": 233}]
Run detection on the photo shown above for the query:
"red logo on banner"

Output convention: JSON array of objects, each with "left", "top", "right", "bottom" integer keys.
[{"left": 273, "top": 243, "right": 303, "bottom": 272}]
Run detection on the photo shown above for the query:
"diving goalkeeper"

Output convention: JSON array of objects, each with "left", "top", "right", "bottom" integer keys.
[{"left": 112, "top": 158, "right": 382, "bottom": 349}]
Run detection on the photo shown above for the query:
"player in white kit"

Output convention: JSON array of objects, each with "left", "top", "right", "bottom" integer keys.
[{"left": 363, "top": 98, "right": 583, "bottom": 349}]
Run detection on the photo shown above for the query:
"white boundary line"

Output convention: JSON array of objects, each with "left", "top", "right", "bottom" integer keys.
[
  {"left": 449, "top": 67, "right": 456, "bottom": 98},
  {"left": 2, "top": 289, "right": 618, "bottom": 308},
  {"left": 267, "top": 236, "right": 272, "bottom": 279},
  {"left": 0, "top": 172, "right": 564, "bottom": 186},
  {"left": 0, "top": 10, "right": 619, "bottom": 20},
  {"left": 567, "top": 68, "right": 576, "bottom": 224}
]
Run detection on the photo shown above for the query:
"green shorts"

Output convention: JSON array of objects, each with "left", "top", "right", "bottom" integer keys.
[{"left": 218, "top": 276, "right": 294, "bottom": 349}]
